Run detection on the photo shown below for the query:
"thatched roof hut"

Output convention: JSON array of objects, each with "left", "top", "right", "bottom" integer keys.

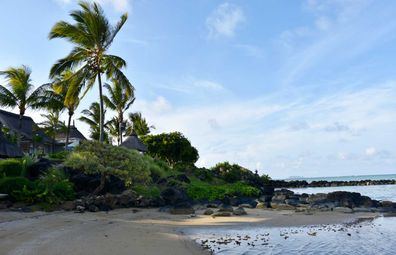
[
  {"left": 0, "top": 132, "right": 23, "bottom": 158},
  {"left": 119, "top": 134, "right": 148, "bottom": 152}
]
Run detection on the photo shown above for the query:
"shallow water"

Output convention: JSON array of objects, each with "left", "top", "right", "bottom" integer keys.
[{"left": 190, "top": 216, "right": 396, "bottom": 255}]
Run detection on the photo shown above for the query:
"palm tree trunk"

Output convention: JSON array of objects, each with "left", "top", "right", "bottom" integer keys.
[
  {"left": 17, "top": 113, "right": 22, "bottom": 148},
  {"left": 97, "top": 73, "right": 105, "bottom": 143},
  {"left": 65, "top": 112, "right": 73, "bottom": 150},
  {"left": 119, "top": 112, "right": 123, "bottom": 144}
]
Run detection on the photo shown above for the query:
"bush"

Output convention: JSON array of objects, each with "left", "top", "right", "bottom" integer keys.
[
  {"left": 133, "top": 184, "right": 161, "bottom": 198},
  {"left": 48, "top": 150, "right": 70, "bottom": 160},
  {"left": 211, "top": 162, "right": 253, "bottom": 183},
  {"left": 0, "top": 177, "right": 35, "bottom": 200},
  {"left": 187, "top": 180, "right": 260, "bottom": 201},
  {"left": 65, "top": 141, "right": 151, "bottom": 193},
  {"left": 0, "top": 159, "right": 23, "bottom": 177}
]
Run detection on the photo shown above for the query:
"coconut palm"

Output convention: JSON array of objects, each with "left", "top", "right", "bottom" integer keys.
[
  {"left": 79, "top": 102, "right": 109, "bottom": 141},
  {"left": 51, "top": 70, "right": 83, "bottom": 149},
  {"left": 106, "top": 116, "right": 122, "bottom": 145},
  {"left": 103, "top": 79, "right": 134, "bottom": 144},
  {"left": 126, "top": 112, "right": 155, "bottom": 137},
  {"left": 49, "top": 1, "right": 132, "bottom": 143},
  {"left": 0, "top": 65, "right": 50, "bottom": 146},
  {"left": 39, "top": 111, "right": 66, "bottom": 152}
]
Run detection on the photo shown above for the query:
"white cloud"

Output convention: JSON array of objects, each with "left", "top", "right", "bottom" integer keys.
[
  {"left": 206, "top": 3, "right": 245, "bottom": 38},
  {"left": 365, "top": 147, "right": 376, "bottom": 156}
]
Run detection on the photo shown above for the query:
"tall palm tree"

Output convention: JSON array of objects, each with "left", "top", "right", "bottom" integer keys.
[
  {"left": 79, "top": 102, "right": 109, "bottom": 141},
  {"left": 126, "top": 112, "right": 155, "bottom": 137},
  {"left": 52, "top": 70, "right": 82, "bottom": 149},
  {"left": 0, "top": 65, "right": 49, "bottom": 146},
  {"left": 49, "top": 1, "right": 132, "bottom": 143},
  {"left": 103, "top": 79, "right": 134, "bottom": 144},
  {"left": 39, "top": 111, "right": 66, "bottom": 152},
  {"left": 107, "top": 116, "right": 121, "bottom": 145}
]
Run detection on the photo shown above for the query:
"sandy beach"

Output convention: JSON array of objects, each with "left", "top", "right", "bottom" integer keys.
[{"left": 0, "top": 208, "right": 380, "bottom": 255}]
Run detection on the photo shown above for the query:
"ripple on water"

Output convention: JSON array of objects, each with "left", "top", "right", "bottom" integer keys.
[{"left": 190, "top": 217, "right": 396, "bottom": 255}]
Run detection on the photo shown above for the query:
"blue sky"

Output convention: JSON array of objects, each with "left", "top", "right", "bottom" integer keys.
[{"left": 1, "top": 0, "right": 395, "bottom": 178}]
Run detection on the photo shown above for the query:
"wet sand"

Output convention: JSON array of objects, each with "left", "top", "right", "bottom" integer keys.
[{"left": 0, "top": 208, "right": 380, "bottom": 255}]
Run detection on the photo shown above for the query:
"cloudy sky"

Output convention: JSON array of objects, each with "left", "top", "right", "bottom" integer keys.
[{"left": 1, "top": 0, "right": 395, "bottom": 178}]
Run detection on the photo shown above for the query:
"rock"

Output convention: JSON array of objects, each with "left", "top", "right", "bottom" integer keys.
[
  {"left": 333, "top": 207, "right": 354, "bottom": 213},
  {"left": 354, "top": 207, "right": 375, "bottom": 213},
  {"left": 218, "top": 204, "right": 234, "bottom": 213},
  {"left": 285, "top": 198, "right": 300, "bottom": 206},
  {"left": 238, "top": 203, "right": 253, "bottom": 209},
  {"left": 117, "top": 190, "right": 138, "bottom": 207},
  {"left": 307, "top": 193, "right": 328, "bottom": 204},
  {"left": 75, "top": 205, "right": 85, "bottom": 213},
  {"left": 274, "top": 189, "right": 294, "bottom": 196},
  {"left": 104, "top": 175, "right": 125, "bottom": 194},
  {"left": 61, "top": 201, "right": 76, "bottom": 211},
  {"left": 203, "top": 209, "right": 214, "bottom": 215},
  {"left": 233, "top": 207, "right": 247, "bottom": 216},
  {"left": 160, "top": 187, "right": 189, "bottom": 205},
  {"left": 271, "top": 203, "right": 295, "bottom": 210},
  {"left": 212, "top": 211, "right": 232, "bottom": 217},
  {"left": 88, "top": 204, "right": 99, "bottom": 212},
  {"left": 174, "top": 174, "right": 191, "bottom": 183},
  {"left": 381, "top": 201, "right": 394, "bottom": 207},
  {"left": 326, "top": 191, "right": 362, "bottom": 208},
  {"left": 206, "top": 203, "right": 219, "bottom": 208},
  {"left": 0, "top": 193, "right": 8, "bottom": 199},
  {"left": 230, "top": 197, "right": 257, "bottom": 207},
  {"left": 256, "top": 202, "right": 268, "bottom": 209},
  {"left": 169, "top": 202, "right": 195, "bottom": 215}
]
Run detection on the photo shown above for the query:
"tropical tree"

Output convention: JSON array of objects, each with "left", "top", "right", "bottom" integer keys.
[
  {"left": 51, "top": 70, "right": 82, "bottom": 149},
  {"left": 106, "top": 116, "right": 122, "bottom": 145},
  {"left": 103, "top": 79, "right": 134, "bottom": 144},
  {"left": 78, "top": 102, "right": 109, "bottom": 141},
  {"left": 0, "top": 65, "right": 49, "bottom": 146},
  {"left": 39, "top": 111, "right": 66, "bottom": 152},
  {"left": 126, "top": 112, "right": 154, "bottom": 137},
  {"left": 49, "top": 1, "right": 132, "bottom": 143}
]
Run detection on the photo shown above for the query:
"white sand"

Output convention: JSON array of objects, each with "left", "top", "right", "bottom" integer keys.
[{"left": 0, "top": 208, "right": 380, "bottom": 255}]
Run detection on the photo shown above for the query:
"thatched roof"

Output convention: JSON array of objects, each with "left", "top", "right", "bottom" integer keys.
[
  {"left": 55, "top": 126, "right": 87, "bottom": 141},
  {"left": 120, "top": 134, "right": 148, "bottom": 152},
  {"left": 0, "top": 132, "right": 23, "bottom": 158},
  {"left": 0, "top": 109, "right": 52, "bottom": 144}
]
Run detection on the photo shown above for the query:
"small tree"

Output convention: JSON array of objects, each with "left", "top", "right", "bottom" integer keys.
[{"left": 141, "top": 132, "right": 199, "bottom": 167}]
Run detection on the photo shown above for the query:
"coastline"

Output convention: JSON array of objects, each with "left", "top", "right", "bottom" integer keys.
[{"left": 0, "top": 208, "right": 382, "bottom": 255}]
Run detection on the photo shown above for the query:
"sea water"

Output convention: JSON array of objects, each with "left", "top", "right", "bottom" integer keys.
[{"left": 189, "top": 175, "right": 396, "bottom": 254}]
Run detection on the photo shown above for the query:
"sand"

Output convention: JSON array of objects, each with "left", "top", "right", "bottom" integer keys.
[{"left": 0, "top": 208, "right": 380, "bottom": 255}]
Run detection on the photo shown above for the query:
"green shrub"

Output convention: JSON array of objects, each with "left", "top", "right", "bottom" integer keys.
[
  {"left": 0, "top": 177, "right": 36, "bottom": 201},
  {"left": 133, "top": 184, "right": 161, "bottom": 198},
  {"left": 48, "top": 150, "right": 70, "bottom": 160},
  {"left": 187, "top": 180, "right": 260, "bottom": 201},
  {"left": 0, "top": 159, "right": 23, "bottom": 177},
  {"left": 65, "top": 141, "right": 151, "bottom": 192}
]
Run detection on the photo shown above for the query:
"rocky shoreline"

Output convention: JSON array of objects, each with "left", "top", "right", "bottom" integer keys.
[{"left": 270, "top": 179, "right": 396, "bottom": 188}]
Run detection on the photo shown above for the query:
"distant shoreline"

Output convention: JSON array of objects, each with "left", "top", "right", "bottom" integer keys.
[{"left": 271, "top": 179, "right": 396, "bottom": 188}]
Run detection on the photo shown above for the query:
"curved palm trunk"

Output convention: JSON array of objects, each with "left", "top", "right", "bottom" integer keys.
[
  {"left": 65, "top": 111, "right": 73, "bottom": 150},
  {"left": 98, "top": 73, "right": 105, "bottom": 143}
]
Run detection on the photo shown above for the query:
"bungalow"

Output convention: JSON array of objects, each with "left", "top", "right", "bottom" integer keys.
[
  {"left": 0, "top": 109, "right": 53, "bottom": 154},
  {"left": 119, "top": 133, "right": 148, "bottom": 153},
  {"left": 54, "top": 122, "right": 87, "bottom": 149}
]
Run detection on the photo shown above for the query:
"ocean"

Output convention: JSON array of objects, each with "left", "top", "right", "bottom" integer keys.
[
  {"left": 189, "top": 174, "right": 396, "bottom": 255},
  {"left": 285, "top": 173, "right": 396, "bottom": 183}
]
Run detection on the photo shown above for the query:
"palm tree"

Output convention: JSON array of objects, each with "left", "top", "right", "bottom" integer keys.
[
  {"left": 79, "top": 102, "right": 109, "bottom": 141},
  {"left": 126, "top": 112, "right": 155, "bottom": 137},
  {"left": 39, "top": 111, "right": 66, "bottom": 152},
  {"left": 52, "top": 70, "right": 82, "bottom": 149},
  {"left": 49, "top": 1, "right": 132, "bottom": 143},
  {"left": 103, "top": 79, "right": 134, "bottom": 144},
  {"left": 107, "top": 116, "right": 122, "bottom": 145},
  {"left": 0, "top": 65, "right": 50, "bottom": 146}
]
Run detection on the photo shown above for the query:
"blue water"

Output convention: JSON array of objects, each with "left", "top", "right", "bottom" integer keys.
[{"left": 285, "top": 174, "right": 396, "bottom": 183}]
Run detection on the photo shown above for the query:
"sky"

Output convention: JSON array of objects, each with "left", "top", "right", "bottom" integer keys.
[{"left": 0, "top": 0, "right": 395, "bottom": 178}]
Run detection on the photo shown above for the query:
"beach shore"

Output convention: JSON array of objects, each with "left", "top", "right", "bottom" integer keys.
[{"left": 0, "top": 208, "right": 380, "bottom": 255}]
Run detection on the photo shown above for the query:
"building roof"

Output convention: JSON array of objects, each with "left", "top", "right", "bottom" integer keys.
[
  {"left": 0, "top": 132, "right": 24, "bottom": 158},
  {"left": 0, "top": 109, "right": 53, "bottom": 144},
  {"left": 120, "top": 134, "right": 148, "bottom": 152},
  {"left": 55, "top": 125, "right": 87, "bottom": 141}
]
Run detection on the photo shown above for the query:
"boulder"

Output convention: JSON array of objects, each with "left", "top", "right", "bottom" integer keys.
[
  {"left": 233, "top": 207, "right": 247, "bottom": 216},
  {"left": 212, "top": 211, "right": 232, "bottom": 217},
  {"left": 203, "top": 209, "right": 214, "bottom": 215},
  {"left": 285, "top": 198, "right": 300, "bottom": 206},
  {"left": 271, "top": 203, "right": 295, "bottom": 210},
  {"left": 117, "top": 190, "right": 138, "bottom": 207},
  {"left": 61, "top": 201, "right": 76, "bottom": 211},
  {"left": 169, "top": 202, "right": 195, "bottom": 215},
  {"left": 326, "top": 191, "right": 362, "bottom": 208},
  {"left": 238, "top": 203, "right": 254, "bottom": 209},
  {"left": 206, "top": 203, "right": 219, "bottom": 208},
  {"left": 174, "top": 174, "right": 191, "bottom": 183},
  {"left": 218, "top": 204, "right": 234, "bottom": 213},
  {"left": 88, "top": 204, "right": 99, "bottom": 212},
  {"left": 307, "top": 193, "right": 328, "bottom": 204},
  {"left": 160, "top": 187, "right": 189, "bottom": 205},
  {"left": 75, "top": 205, "right": 85, "bottom": 213}
]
